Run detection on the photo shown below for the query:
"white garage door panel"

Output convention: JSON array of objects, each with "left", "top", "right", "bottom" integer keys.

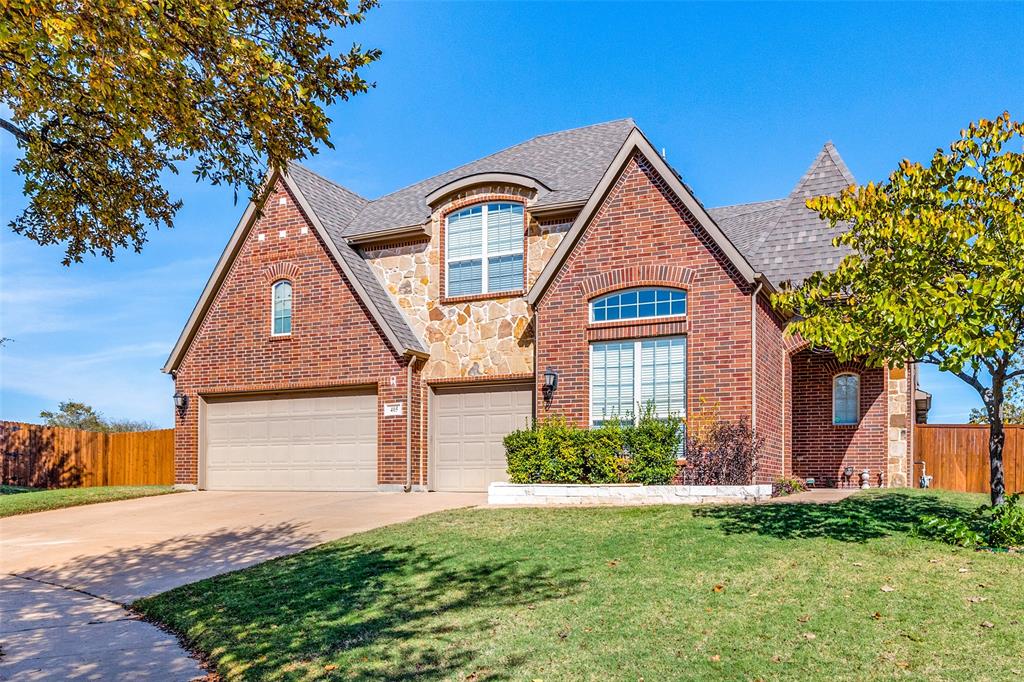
[
  {"left": 433, "top": 384, "right": 532, "bottom": 492},
  {"left": 204, "top": 390, "right": 377, "bottom": 491}
]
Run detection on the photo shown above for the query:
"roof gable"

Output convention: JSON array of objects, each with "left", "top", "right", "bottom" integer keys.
[
  {"left": 162, "top": 170, "right": 426, "bottom": 374},
  {"left": 527, "top": 128, "right": 761, "bottom": 305},
  {"left": 710, "top": 142, "right": 856, "bottom": 287}
]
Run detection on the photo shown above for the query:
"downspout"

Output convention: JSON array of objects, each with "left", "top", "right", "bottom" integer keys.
[
  {"left": 405, "top": 355, "right": 421, "bottom": 492},
  {"left": 750, "top": 281, "right": 763, "bottom": 430}
]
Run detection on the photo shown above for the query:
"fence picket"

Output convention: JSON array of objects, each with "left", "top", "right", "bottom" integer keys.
[
  {"left": 915, "top": 424, "right": 1024, "bottom": 495},
  {"left": 1, "top": 421, "right": 174, "bottom": 488}
]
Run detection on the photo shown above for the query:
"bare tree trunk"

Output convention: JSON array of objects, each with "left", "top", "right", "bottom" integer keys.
[
  {"left": 987, "top": 374, "right": 1006, "bottom": 506},
  {"left": 989, "top": 418, "right": 1006, "bottom": 506}
]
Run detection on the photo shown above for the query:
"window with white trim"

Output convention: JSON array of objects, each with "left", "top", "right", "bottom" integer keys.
[
  {"left": 833, "top": 373, "right": 860, "bottom": 425},
  {"left": 590, "top": 336, "right": 686, "bottom": 425},
  {"left": 272, "top": 280, "right": 292, "bottom": 335},
  {"left": 445, "top": 202, "right": 524, "bottom": 296},
  {"left": 590, "top": 287, "right": 687, "bottom": 323}
]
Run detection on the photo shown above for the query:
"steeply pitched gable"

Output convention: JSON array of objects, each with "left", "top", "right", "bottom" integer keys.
[{"left": 711, "top": 142, "right": 856, "bottom": 286}]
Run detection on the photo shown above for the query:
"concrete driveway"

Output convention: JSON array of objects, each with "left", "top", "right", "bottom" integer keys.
[{"left": 0, "top": 490, "right": 484, "bottom": 680}]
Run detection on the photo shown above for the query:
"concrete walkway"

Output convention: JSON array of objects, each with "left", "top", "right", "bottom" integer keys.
[{"left": 0, "top": 491, "right": 484, "bottom": 680}]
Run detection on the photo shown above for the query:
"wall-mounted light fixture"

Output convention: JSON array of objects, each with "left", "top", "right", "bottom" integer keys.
[
  {"left": 173, "top": 391, "right": 189, "bottom": 415},
  {"left": 542, "top": 368, "right": 558, "bottom": 404}
]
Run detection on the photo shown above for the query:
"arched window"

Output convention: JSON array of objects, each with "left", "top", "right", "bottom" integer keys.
[
  {"left": 272, "top": 280, "right": 292, "bottom": 335},
  {"left": 445, "top": 202, "right": 524, "bottom": 296},
  {"left": 833, "top": 373, "right": 860, "bottom": 425},
  {"left": 590, "top": 287, "right": 687, "bottom": 323}
]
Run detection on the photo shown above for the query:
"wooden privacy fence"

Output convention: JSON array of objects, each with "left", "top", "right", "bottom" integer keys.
[
  {"left": 915, "top": 424, "right": 1024, "bottom": 494},
  {"left": 1, "top": 421, "right": 174, "bottom": 488}
]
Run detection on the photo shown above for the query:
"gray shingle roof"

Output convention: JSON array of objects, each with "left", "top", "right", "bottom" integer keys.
[
  {"left": 287, "top": 164, "right": 427, "bottom": 354},
  {"left": 711, "top": 142, "right": 856, "bottom": 286},
  {"left": 289, "top": 125, "right": 856, "bottom": 352},
  {"left": 342, "top": 118, "right": 636, "bottom": 235}
]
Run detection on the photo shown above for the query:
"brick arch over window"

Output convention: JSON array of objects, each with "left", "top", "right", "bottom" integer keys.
[
  {"left": 261, "top": 261, "right": 301, "bottom": 283},
  {"left": 577, "top": 265, "right": 695, "bottom": 300}
]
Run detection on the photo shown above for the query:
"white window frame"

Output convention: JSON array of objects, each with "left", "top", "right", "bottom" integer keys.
[
  {"left": 444, "top": 202, "right": 524, "bottom": 297},
  {"left": 589, "top": 336, "right": 687, "bottom": 426},
  {"left": 589, "top": 287, "right": 688, "bottom": 324},
  {"left": 832, "top": 372, "right": 860, "bottom": 425},
  {"left": 271, "top": 280, "right": 292, "bottom": 336}
]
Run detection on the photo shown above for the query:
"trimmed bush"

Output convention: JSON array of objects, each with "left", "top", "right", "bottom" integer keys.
[
  {"left": 623, "top": 405, "right": 683, "bottom": 485},
  {"left": 503, "top": 406, "right": 682, "bottom": 485}
]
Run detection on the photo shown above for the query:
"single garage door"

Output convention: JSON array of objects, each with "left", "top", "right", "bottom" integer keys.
[
  {"left": 433, "top": 383, "right": 533, "bottom": 492},
  {"left": 204, "top": 389, "right": 377, "bottom": 491}
]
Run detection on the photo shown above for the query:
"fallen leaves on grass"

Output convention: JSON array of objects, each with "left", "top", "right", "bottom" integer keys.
[
  {"left": 801, "top": 632, "right": 817, "bottom": 641},
  {"left": 967, "top": 596, "right": 988, "bottom": 604},
  {"left": 880, "top": 585, "right": 896, "bottom": 592},
  {"left": 797, "top": 614, "right": 811, "bottom": 623},
  {"left": 980, "top": 621, "right": 995, "bottom": 629},
  {"left": 713, "top": 584, "right": 725, "bottom": 593}
]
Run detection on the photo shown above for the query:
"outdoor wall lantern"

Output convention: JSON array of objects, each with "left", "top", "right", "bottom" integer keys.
[
  {"left": 542, "top": 368, "right": 559, "bottom": 404},
  {"left": 173, "top": 391, "right": 189, "bottom": 414}
]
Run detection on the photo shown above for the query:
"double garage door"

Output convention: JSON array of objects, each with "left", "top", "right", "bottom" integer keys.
[
  {"left": 204, "top": 389, "right": 377, "bottom": 491},
  {"left": 202, "top": 384, "right": 532, "bottom": 492}
]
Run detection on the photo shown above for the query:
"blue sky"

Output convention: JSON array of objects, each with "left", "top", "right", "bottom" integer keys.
[{"left": 1, "top": 1, "right": 1022, "bottom": 427}]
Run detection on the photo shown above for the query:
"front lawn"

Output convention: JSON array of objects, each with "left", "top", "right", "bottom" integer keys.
[
  {"left": 135, "top": 490, "right": 1024, "bottom": 681},
  {"left": 0, "top": 484, "right": 177, "bottom": 517}
]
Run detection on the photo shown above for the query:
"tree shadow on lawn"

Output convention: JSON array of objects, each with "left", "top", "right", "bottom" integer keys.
[
  {"left": 137, "top": 540, "right": 580, "bottom": 681},
  {"left": 695, "top": 492, "right": 972, "bottom": 542}
]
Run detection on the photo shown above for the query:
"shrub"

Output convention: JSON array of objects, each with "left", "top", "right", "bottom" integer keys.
[
  {"left": 917, "top": 515, "right": 985, "bottom": 548},
  {"left": 772, "top": 477, "right": 808, "bottom": 497},
  {"left": 917, "top": 493, "right": 1024, "bottom": 549},
  {"left": 504, "top": 427, "right": 541, "bottom": 484},
  {"left": 986, "top": 493, "right": 1024, "bottom": 548},
  {"left": 622, "top": 404, "right": 683, "bottom": 485},
  {"left": 502, "top": 406, "right": 681, "bottom": 485},
  {"left": 680, "top": 417, "right": 762, "bottom": 485}
]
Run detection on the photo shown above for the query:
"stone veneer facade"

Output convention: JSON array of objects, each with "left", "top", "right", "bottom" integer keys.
[{"left": 362, "top": 184, "right": 570, "bottom": 381}]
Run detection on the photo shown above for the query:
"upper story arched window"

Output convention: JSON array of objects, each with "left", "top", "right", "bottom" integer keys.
[
  {"left": 272, "top": 280, "right": 292, "bottom": 336},
  {"left": 445, "top": 202, "right": 524, "bottom": 297},
  {"left": 833, "top": 372, "right": 860, "bottom": 425},
  {"left": 590, "top": 287, "right": 687, "bottom": 323}
]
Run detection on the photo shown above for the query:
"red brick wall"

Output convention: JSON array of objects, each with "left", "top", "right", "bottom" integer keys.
[
  {"left": 535, "top": 151, "right": 754, "bottom": 444},
  {"left": 754, "top": 295, "right": 787, "bottom": 483},
  {"left": 789, "top": 349, "right": 887, "bottom": 487},
  {"left": 172, "top": 179, "right": 414, "bottom": 487}
]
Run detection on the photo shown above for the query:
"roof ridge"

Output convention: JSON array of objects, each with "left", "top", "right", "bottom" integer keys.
[{"left": 346, "top": 118, "right": 638, "bottom": 206}]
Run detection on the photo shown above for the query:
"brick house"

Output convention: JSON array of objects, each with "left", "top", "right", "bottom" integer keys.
[{"left": 164, "top": 120, "right": 926, "bottom": 492}]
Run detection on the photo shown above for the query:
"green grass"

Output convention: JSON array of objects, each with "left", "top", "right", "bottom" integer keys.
[
  {"left": 0, "top": 484, "right": 177, "bottom": 517},
  {"left": 135, "top": 489, "right": 1024, "bottom": 681}
]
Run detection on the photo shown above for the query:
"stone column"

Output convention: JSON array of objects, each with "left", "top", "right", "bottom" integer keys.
[{"left": 887, "top": 366, "right": 910, "bottom": 487}]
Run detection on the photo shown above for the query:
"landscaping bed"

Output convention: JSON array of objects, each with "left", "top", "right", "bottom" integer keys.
[
  {"left": 135, "top": 489, "right": 1024, "bottom": 681},
  {"left": 0, "top": 485, "right": 177, "bottom": 517}
]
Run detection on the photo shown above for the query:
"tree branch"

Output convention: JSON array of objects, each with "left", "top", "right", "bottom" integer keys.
[{"left": 0, "top": 117, "right": 28, "bottom": 142}]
